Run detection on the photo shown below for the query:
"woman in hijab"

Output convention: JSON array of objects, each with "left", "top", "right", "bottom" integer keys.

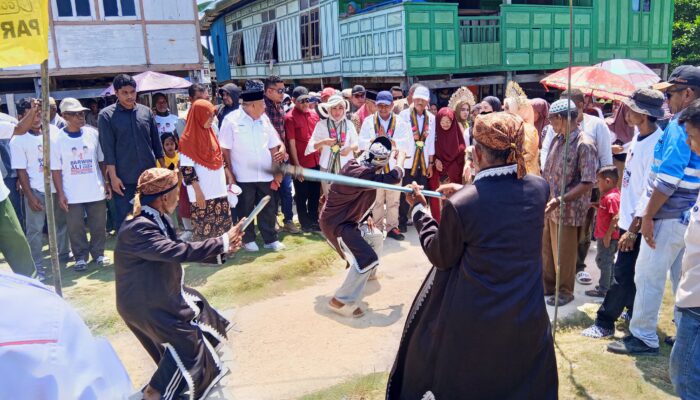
[
  {"left": 480, "top": 96, "right": 502, "bottom": 113},
  {"left": 427, "top": 108, "right": 466, "bottom": 221},
  {"left": 306, "top": 94, "right": 360, "bottom": 195},
  {"left": 606, "top": 102, "right": 636, "bottom": 188},
  {"left": 179, "top": 99, "right": 233, "bottom": 240},
  {"left": 530, "top": 98, "right": 550, "bottom": 142}
]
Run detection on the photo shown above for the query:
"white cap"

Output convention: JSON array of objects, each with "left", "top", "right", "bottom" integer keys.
[
  {"left": 59, "top": 97, "right": 89, "bottom": 113},
  {"left": 413, "top": 86, "right": 430, "bottom": 101}
]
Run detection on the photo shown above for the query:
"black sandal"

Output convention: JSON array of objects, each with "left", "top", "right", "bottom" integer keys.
[{"left": 547, "top": 295, "right": 574, "bottom": 306}]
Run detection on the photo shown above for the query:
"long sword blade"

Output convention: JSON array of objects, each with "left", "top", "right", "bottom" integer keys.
[{"left": 277, "top": 164, "right": 445, "bottom": 199}]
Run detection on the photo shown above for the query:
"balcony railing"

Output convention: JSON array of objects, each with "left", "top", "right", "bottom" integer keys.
[
  {"left": 459, "top": 16, "right": 500, "bottom": 44},
  {"left": 458, "top": 15, "right": 501, "bottom": 69}
]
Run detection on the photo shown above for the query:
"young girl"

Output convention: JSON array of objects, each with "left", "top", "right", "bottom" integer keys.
[
  {"left": 158, "top": 132, "right": 179, "bottom": 170},
  {"left": 157, "top": 132, "right": 193, "bottom": 237}
]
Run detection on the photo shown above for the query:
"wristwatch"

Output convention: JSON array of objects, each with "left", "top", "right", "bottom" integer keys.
[{"left": 626, "top": 231, "right": 638, "bottom": 240}]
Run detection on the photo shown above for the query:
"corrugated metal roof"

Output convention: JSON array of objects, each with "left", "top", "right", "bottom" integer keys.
[{"left": 199, "top": 0, "right": 250, "bottom": 33}]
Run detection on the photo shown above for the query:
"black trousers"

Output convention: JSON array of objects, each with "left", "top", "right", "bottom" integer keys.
[
  {"left": 293, "top": 166, "right": 321, "bottom": 228},
  {"left": 236, "top": 181, "right": 278, "bottom": 245},
  {"left": 399, "top": 167, "right": 428, "bottom": 227},
  {"left": 595, "top": 229, "right": 641, "bottom": 330}
]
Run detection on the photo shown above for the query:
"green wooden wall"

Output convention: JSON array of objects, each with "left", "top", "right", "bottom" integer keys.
[
  {"left": 404, "top": 2, "right": 459, "bottom": 76},
  {"left": 500, "top": 4, "right": 594, "bottom": 70},
  {"left": 595, "top": 0, "right": 673, "bottom": 63}
]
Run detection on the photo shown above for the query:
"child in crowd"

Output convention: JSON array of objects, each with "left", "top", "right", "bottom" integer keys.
[
  {"left": 158, "top": 132, "right": 179, "bottom": 171},
  {"left": 156, "top": 133, "right": 193, "bottom": 237},
  {"left": 586, "top": 166, "right": 621, "bottom": 298}
]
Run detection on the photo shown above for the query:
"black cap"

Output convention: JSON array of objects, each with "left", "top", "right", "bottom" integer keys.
[
  {"left": 352, "top": 85, "right": 366, "bottom": 95},
  {"left": 654, "top": 65, "right": 700, "bottom": 91},
  {"left": 365, "top": 90, "right": 378, "bottom": 102},
  {"left": 240, "top": 90, "right": 264, "bottom": 102},
  {"left": 292, "top": 86, "right": 309, "bottom": 100}
]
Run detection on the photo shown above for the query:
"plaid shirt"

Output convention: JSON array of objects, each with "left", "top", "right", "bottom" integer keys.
[
  {"left": 543, "top": 128, "right": 598, "bottom": 227},
  {"left": 264, "top": 96, "right": 285, "bottom": 140}
]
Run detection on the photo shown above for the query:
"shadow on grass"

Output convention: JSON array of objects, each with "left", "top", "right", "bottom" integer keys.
[{"left": 555, "top": 308, "right": 677, "bottom": 398}]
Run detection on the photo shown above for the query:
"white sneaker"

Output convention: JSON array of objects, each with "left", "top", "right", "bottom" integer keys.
[
  {"left": 96, "top": 256, "right": 112, "bottom": 267},
  {"left": 243, "top": 242, "right": 259, "bottom": 252},
  {"left": 263, "top": 241, "right": 286, "bottom": 251}
]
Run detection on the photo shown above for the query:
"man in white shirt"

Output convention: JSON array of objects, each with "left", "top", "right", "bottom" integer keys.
[
  {"left": 51, "top": 98, "right": 111, "bottom": 272},
  {"left": 359, "top": 90, "right": 411, "bottom": 240},
  {"left": 0, "top": 271, "right": 133, "bottom": 399},
  {"left": 397, "top": 85, "right": 435, "bottom": 232},
  {"left": 10, "top": 106, "right": 70, "bottom": 281},
  {"left": 219, "top": 82, "right": 286, "bottom": 252},
  {"left": 0, "top": 106, "right": 35, "bottom": 278},
  {"left": 49, "top": 97, "right": 66, "bottom": 130},
  {"left": 581, "top": 89, "right": 665, "bottom": 338}
]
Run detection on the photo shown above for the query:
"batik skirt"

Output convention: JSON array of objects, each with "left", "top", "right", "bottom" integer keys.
[{"left": 190, "top": 196, "right": 232, "bottom": 241}]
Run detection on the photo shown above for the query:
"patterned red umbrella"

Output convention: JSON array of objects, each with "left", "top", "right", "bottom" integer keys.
[
  {"left": 541, "top": 66, "right": 636, "bottom": 101},
  {"left": 595, "top": 59, "right": 661, "bottom": 89}
]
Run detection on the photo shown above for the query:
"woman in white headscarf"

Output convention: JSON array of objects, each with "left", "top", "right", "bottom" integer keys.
[{"left": 305, "top": 94, "right": 360, "bottom": 195}]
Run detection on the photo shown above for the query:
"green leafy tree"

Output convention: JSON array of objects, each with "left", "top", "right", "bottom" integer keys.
[{"left": 672, "top": 0, "right": 700, "bottom": 68}]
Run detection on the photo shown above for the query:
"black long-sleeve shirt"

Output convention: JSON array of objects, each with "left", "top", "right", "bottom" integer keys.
[{"left": 98, "top": 102, "right": 164, "bottom": 184}]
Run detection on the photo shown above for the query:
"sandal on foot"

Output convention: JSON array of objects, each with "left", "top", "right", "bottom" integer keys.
[
  {"left": 576, "top": 271, "right": 593, "bottom": 285},
  {"left": 585, "top": 288, "right": 607, "bottom": 297},
  {"left": 547, "top": 295, "right": 574, "bottom": 307},
  {"left": 328, "top": 300, "right": 364, "bottom": 318}
]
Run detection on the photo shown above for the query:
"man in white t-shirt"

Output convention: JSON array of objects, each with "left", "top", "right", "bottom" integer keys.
[
  {"left": 219, "top": 83, "right": 286, "bottom": 252},
  {"left": 581, "top": 89, "right": 665, "bottom": 338},
  {"left": 10, "top": 105, "right": 70, "bottom": 280},
  {"left": 359, "top": 91, "right": 411, "bottom": 240},
  {"left": 51, "top": 98, "right": 111, "bottom": 272},
  {"left": 153, "top": 93, "right": 180, "bottom": 139}
]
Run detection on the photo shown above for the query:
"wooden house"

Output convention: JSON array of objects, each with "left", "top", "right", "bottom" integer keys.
[
  {"left": 0, "top": 0, "right": 205, "bottom": 111},
  {"left": 200, "top": 0, "right": 674, "bottom": 93}
]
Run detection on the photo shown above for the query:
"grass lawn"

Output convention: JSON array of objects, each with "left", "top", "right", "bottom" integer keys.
[
  {"left": 0, "top": 231, "right": 342, "bottom": 337},
  {"left": 301, "top": 283, "right": 680, "bottom": 400}
]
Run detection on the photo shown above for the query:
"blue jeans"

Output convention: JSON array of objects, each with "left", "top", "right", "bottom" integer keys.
[
  {"left": 630, "top": 218, "right": 686, "bottom": 348},
  {"left": 279, "top": 173, "right": 294, "bottom": 223},
  {"left": 670, "top": 309, "right": 700, "bottom": 399}
]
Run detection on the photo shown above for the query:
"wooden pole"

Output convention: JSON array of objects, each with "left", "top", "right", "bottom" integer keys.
[{"left": 40, "top": 59, "right": 63, "bottom": 297}]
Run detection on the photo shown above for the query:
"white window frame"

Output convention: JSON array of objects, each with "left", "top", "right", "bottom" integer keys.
[
  {"left": 52, "top": 0, "right": 96, "bottom": 21},
  {"left": 100, "top": 0, "right": 141, "bottom": 20}
]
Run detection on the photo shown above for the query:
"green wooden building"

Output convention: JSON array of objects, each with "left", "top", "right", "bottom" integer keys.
[{"left": 200, "top": 0, "right": 673, "bottom": 92}]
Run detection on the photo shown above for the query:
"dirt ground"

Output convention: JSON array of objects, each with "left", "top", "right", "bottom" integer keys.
[{"left": 114, "top": 228, "right": 600, "bottom": 400}]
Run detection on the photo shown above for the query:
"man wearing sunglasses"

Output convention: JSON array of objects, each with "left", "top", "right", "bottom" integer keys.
[
  {"left": 285, "top": 86, "right": 322, "bottom": 232},
  {"left": 608, "top": 65, "right": 700, "bottom": 356},
  {"left": 350, "top": 85, "right": 366, "bottom": 114},
  {"left": 52, "top": 98, "right": 111, "bottom": 272},
  {"left": 264, "top": 76, "right": 300, "bottom": 234}
]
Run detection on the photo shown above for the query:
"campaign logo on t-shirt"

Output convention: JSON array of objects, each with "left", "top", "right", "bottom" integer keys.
[
  {"left": 36, "top": 144, "right": 44, "bottom": 171},
  {"left": 69, "top": 145, "right": 94, "bottom": 175}
]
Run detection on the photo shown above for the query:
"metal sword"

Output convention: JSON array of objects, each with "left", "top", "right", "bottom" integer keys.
[{"left": 275, "top": 164, "right": 446, "bottom": 199}]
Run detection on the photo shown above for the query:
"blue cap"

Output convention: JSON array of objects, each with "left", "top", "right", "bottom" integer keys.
[{"left": 376, "top": 91, "right": 393, "bottom": 106}]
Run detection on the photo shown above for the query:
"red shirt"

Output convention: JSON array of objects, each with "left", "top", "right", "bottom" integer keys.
[
  {"left": 284, "top": 107, "right": 320, "bottom": 168},
  {"left": 594, "top": 187, "right": 621, "bottom": 240}
]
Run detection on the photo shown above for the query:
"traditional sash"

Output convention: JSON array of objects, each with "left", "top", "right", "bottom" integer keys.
[
  {"left": 327, "top": 118, "right": 347, "bottom": 174},
  {"left": 374, "top": 113, "right": 396, "bottom": 173},
  {"left": 410, "top": 108, "right": 430, "bottom": 177}
]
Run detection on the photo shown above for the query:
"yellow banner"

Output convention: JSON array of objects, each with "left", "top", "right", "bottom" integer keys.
[{"left": 0, "top": 0, "right": 50, "bottom": 68}]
